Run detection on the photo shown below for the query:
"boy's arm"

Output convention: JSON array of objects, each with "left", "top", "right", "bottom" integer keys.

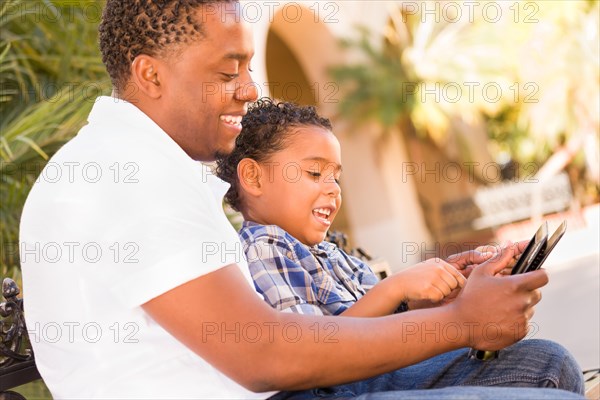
[
  {"left": 342, "top": 248, "right": 517, "bottom": 317},
  {"left": 142, "top": 246, "right": 548, "bottom": 392},
  {"left": 340, "top": 257, "right": 466, "bottom": 317}
]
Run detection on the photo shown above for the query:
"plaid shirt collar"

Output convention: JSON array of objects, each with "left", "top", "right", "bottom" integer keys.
[{"left": 241, "top": 220, "right": 337, "bottom": 257}]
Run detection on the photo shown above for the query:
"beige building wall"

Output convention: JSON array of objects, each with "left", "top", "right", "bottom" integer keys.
[{"left": 244, "top": 1, "right": 431, "bottom": 269}]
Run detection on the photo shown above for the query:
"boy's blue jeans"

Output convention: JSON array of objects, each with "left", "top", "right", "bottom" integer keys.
[{"left": 270, "top": 339, "right": 585, "bottom": 399}]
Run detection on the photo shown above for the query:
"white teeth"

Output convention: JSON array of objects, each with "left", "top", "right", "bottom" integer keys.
[
  {"left": 313, "top": 208, "right": 331, "bottom": 216},
  {"left": 220, "top": 115, "right": 242, "bottom": 125},
  {"left": 313, "top": 208, "right": 332, "bottom": 226}
]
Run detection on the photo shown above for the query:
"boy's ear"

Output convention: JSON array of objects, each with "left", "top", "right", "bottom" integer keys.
[
  {"left": 237, "top": 158, "right": 263, "bottom": 196},
  {"left": 129, "top": 55, "right": 162, "bottom": 99}
]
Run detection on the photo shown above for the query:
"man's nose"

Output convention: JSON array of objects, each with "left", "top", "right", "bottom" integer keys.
[{"left": 235, "top": 80, "right": 259, "bottom": 103}]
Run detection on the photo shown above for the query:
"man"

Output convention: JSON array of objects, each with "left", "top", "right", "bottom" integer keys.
[{"left": 19, "top": 1, "right": 584, "bottom": 399}]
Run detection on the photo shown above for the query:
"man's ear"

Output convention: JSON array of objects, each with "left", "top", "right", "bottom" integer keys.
[
  {"left": 237, "top": 158, "right": 263, "bottom": 196},
  {"left": 129, "top": 55, "right": 162, "bottom": 99}
]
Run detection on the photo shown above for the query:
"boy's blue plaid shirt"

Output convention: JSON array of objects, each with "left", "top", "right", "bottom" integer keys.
[{"left": 239, "top": 221, "right": 380, "bottom": 315}]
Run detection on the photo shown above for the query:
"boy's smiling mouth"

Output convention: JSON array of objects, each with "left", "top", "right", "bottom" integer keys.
[{"left": 312, "top": 207, "right": 334, "bottom": 226}]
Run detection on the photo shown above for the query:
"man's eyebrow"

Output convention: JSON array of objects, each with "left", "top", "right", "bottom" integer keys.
[
  {"left": 223, "top": 52, "right": 251, "bottom": 61},
  {"left": 301, "top": 157, "right": 343, "bottom": 171}
]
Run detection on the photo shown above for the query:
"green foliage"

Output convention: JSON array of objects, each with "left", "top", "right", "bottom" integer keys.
[
  {"left": 11, "top": 380, "right": 52, "bottom": 400},
  {"left": 331, "top": 28, "right": 414, "bottom": 130},
  {"left": 1, "top": 0, "right": 110, "bottom": 280}
]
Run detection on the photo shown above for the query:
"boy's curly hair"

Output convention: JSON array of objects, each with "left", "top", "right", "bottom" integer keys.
[
  {"left": 216, "top": 98, "right": 333, "bottom": 211},
  {"left": 99, "top": 0, "right": 235, "bottom": 91}
]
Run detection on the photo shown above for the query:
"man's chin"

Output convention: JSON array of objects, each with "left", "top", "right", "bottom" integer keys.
[
  {"left": 214, "top": 149, "right": 233, "bottom": 160},
  {"left": 214, "top": 142, "right": 237, "bottom": 160}
]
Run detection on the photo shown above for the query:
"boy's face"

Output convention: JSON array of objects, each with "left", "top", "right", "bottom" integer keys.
[{"left": 253, "top": 126, "right": 342, "bottom": 246}]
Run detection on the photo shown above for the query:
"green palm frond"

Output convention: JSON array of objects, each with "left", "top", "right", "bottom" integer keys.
[{"left": 330, "top": 27, "right": 413, "bottom": 131}]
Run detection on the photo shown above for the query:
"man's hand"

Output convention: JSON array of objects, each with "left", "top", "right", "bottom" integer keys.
[
  {"left": 475, "top": 240, "right": 530, "bottom": 276},
  {"left": 449, "top": 245, "right": 548, "bottom": 351},
  {"left": 446, "top": 249, "right": 496, "bottom": 278}
]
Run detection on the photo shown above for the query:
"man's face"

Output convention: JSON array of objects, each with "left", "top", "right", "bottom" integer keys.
[
  {"left": 158, "top": 3, "right": 258, "bottom": 161},
  {"left": 253, "top": 126, "right": 343, "bottom": 246}
]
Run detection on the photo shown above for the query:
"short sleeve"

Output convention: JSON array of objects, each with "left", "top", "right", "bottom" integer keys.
[
  {"left": 245, "top": 237, "right": 324, "bottom": 316},
  {"left": 342, "top": 252, "right": 380, "bottom": 291},
  {"left": 101, "top": 166, "right": 246, "bottom": 307},
  {"left": 19, "top": 140, "right": 249, "bottom": 309}
]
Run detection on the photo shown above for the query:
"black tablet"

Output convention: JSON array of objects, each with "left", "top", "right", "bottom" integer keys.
[{"left": 511, "top": 221, "right": 567, "bottom": 275}]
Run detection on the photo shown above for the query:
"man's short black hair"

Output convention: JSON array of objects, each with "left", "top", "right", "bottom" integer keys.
[
  {"left": 99, "top": 0, "right": 236, "bottom": 91},
  {"left": 216, "top": 98, "right": 333, "bottom": 211}
]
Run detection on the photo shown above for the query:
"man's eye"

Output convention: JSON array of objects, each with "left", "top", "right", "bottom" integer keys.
[
  {"left": 307, "top": 171, "right": 321, "bottom": 178},
  {"left": 222, "top": 73, "right": 239, "bottom": 80}
]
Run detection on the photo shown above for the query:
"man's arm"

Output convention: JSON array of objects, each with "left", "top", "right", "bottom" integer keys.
[{"left": 142, "top": 245, "right": 547, "bottom": 393}]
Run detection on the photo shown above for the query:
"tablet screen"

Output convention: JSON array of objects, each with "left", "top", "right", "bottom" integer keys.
[{"left": 511, "top": 222, "right": 548, "bottom": 275}]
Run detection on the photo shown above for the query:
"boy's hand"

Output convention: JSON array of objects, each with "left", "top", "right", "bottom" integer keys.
[
  {"left": 449, "top": 244, "right": 549, "bottom": 351},
  {"left": 408, "top": 243, "right": 528, "bottom": 309},
  {"left": 406, "top": 250, "right": 497, "bottom": 309},
  {"left": 393, "top": 259, "right": 467, "bottom": 304}
]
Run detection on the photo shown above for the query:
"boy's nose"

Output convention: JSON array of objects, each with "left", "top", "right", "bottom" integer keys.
[{"left": 326, "top": 180, "right": 341, "bottom": 197}]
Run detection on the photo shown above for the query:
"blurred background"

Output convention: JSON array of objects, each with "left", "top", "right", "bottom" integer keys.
[{"left": 1, "top": 1, "right": 598, "bottom": 398}]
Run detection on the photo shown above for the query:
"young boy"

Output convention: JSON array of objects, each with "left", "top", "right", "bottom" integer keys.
[
  {"left": 216, "top": 98, "right": 489, "bottom": 317},
  {"left": 215, "top": 98, "right": 584, "bottom": 399}
]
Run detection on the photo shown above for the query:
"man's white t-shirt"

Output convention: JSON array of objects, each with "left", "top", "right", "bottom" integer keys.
[{"left": 19, "top": 96, "right": 273, "bottom": 399}]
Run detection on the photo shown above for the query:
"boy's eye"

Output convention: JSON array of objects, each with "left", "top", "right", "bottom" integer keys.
[
  {"left": 306, "top": 171, "right": 340, "bottom": 184},
  {"left": 306, "top": 171, "right": 321, "bottom": 181}
]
